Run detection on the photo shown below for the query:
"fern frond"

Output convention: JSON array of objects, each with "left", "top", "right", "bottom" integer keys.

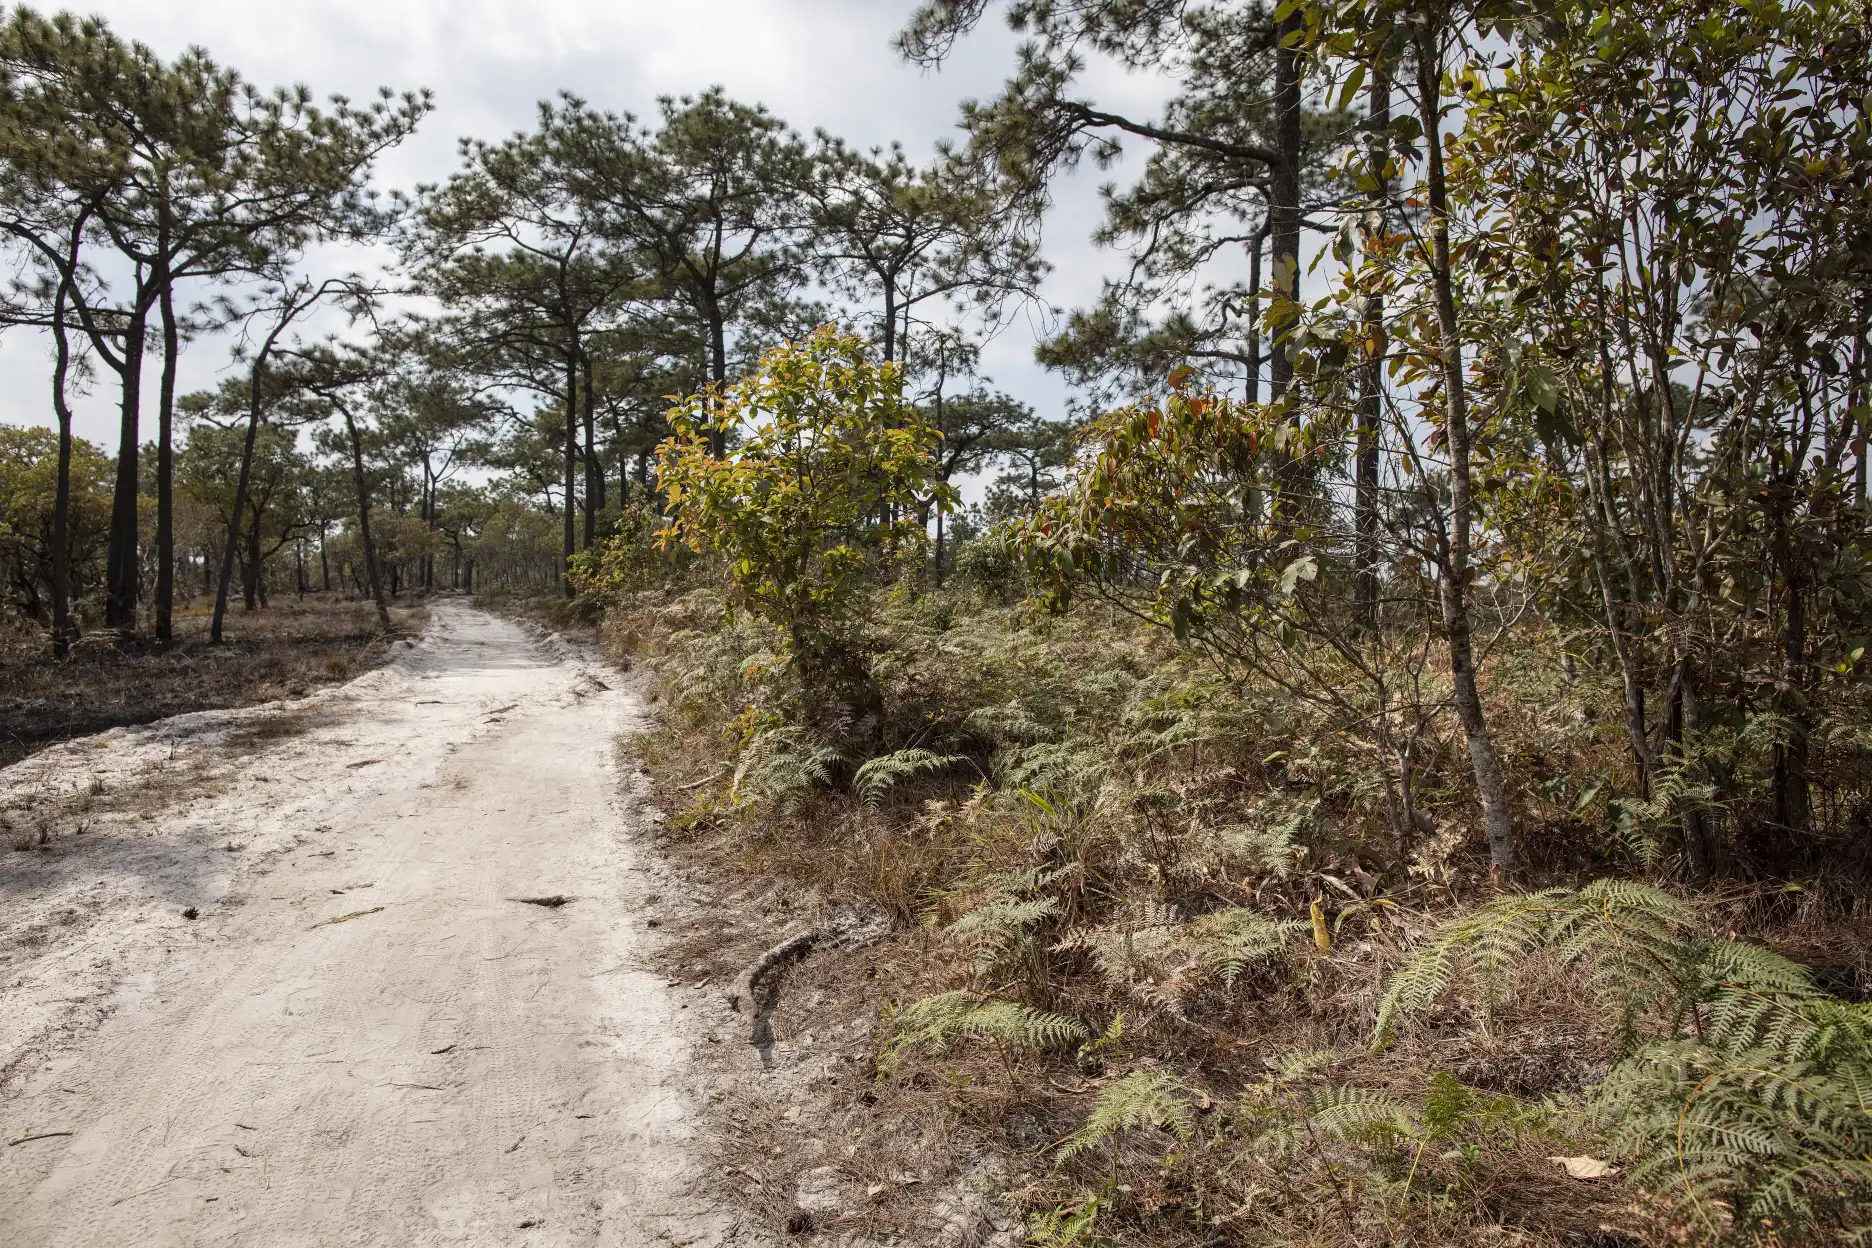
[
  {"left": 1374, "top": 880, "right": 1699, "bottom": 1045},
  {"left": 1593, "top": 1011, "right": 1872, "bottom": 1239},
  {"left": 1307, "top": 1084, "right": 1418, "bottom": 1146},
  {"left": 1187, "top": 907, "right": 1306, "bottom": 986},
  {"left": 1264, "top": 1047, "right": 1342, "bottom": 1084},
  {"left": 853, "top": 748, "right": 967, "bottom": 806},
  {"left": 951, "top": 895, "right": 1061, "bottom": 972},
  {"left": 730, "top": 725, "right": 842, "bottom": 813},
  {"left": 1372, "top": 888, "right": 1570, "bottom": 1043},
  {"left": 1057, "top": 1069, "right": 1193, "bottom": 1162},
  {"left": 1026, "top": 1196, "right": 1103, "bottom": 1248},
  {"left": 883, "top": 991, "right": 1089, "bottom": 1070},
  {"left": 991, "top": 741, "right": 1109, "bottom": 802}
]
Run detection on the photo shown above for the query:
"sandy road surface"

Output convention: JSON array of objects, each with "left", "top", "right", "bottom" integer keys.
[{"left": 0, "top": 602, "right": 754, "bottom": 1247}]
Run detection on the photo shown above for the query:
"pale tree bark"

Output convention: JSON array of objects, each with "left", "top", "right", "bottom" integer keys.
[
  {"left": 1415, "top": 31, "right": 1516, "bottom": 872},
  {"left": 1354, "top": 55, "right": 1390, "bottom": 633}
]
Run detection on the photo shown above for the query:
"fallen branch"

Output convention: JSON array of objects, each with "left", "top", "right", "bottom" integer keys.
[
  {"left": 308, "top": 906, "right": 383, "bottom": 930},
  {"left": 675, "top": 770, "right": 728, "bottom": 792},
  {"left": 7, "top": 1131, "right": 73, "bottom": 1147}
]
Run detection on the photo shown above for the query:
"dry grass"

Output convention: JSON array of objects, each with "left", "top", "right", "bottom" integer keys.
[
  {"left": 633, "top": 766, "right": 1638, "bottom": 1246},
  {"left": 606, "top": 593, "right": 1872, "bottom": 1248},
  {"left": 0, "top": 594, "right": 425, "bottom": 768},
  {"left": 584, "top": 574, "right": 1872, "bottom": 1247}
]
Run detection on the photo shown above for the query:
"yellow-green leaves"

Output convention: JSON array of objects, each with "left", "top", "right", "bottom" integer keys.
[{"left": 654, "top": 326, "right": 954, "bottom": 702}]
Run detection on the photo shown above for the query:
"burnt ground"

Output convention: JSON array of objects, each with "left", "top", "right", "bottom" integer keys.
[{"left": 0, "top": 594, "right": 426, "bottom": 768}]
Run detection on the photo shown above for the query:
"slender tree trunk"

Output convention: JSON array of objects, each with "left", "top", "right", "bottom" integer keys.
[
  {"left": 563, "top": 345, "right": 578, "bottom": 598},
  {"left": 1354, "top": 58, "right": 1390, "bottom": 633},
  {"left": 210, "top": 390, "right": 263, "bottom": 645},
  {"left": 212, "top": 289, "right": 314, "bottom": 643},
  {"left": 935, "top": 504, "right": 946, "bottom": 588},
  {"left": 421, "top": 473, "right": 436, "bottom": 591},
  {"left": 1246, "top": 228, "right": 1265, "bottom": 406},
  {"left": 881, "top": 282, "right": 897, "bottom": 363},
  {"left": 319, "top": 522, "right": 330, "bottom": 592},
  {"left": 1416, "top": 33, "right": 1516, "bottom": 871},
  {"left": 706, "top": 301, "right": 729, "bottom": 458},
  {"left": 1669, "top": 653, "right": 1713, "bottom": 879},
  {"left": 49, "top": 276, "right": 77, "bottom": 659},
  {"left": 1775, "top": 579, "right": 1810, "bottom": 837},
  {"left": 343, "top": 409, "right": 391, "bottom": 630},
  {"left": 583, "top": 350, "right": 601, "bottom": 545},
  {"left": 1268, "top": 11, "right": 1303, "bottom": 398},
  {"left": 155, "top": 273, "right": 180, "bottom": 644},
  {"left": 244, "top": 510, "right": 262, "bottom": 611},
  {"left": 105, "top": 290, "right": 150, "bottom": 635},
  {"left": 1853, "top": 294, "right": 1868, "bottom": 509},
  {"left": 933, "top": 387, "right": 947, "bottom": 587}
]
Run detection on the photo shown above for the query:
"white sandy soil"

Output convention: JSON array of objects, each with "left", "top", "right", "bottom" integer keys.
[{"left": 0, "top": 601, "right": 763, "bottom": 1247}]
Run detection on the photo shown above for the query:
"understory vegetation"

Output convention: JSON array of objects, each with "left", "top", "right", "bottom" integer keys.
[{"left": 604, "top": 567, "right": 1871, "bottom": 1246}]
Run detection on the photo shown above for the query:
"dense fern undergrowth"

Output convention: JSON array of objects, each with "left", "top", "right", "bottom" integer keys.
[{"left": 574, "top": 567, "right": 1872, "bottom": 1248}]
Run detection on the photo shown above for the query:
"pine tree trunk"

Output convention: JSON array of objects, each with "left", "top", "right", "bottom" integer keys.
[
  {"left": 49, "top": 276, "right": 76, "bottom": 659},
  {"left": 344, "top": 412, "right": 389, "bottom": 631},
  {"left": 563, "top": 345, "right": 578, "bottom": 598},
  {"left": 105, "top": 293, "right": 149, "bottom": 636},
  {"left": 1354, "top": 58, "right": 1390, "bottom": 633},
  {"left": 583, "top": 350, "right": 601, "bottom": 545},
  {"left": 706, "top": 297, "right": 729, "bottom": 458},
  {"left": 1246, "top": 229, "right": 1264, "bottom": 406},
  {"left": 155, "top": 273, "right": 180, "bottom": 644},
  {"left": 210, "top": 382, "right": 263, "bottom": 645},
  {"left": 244, "top": 512, "right": 262, "bottom": 611}
]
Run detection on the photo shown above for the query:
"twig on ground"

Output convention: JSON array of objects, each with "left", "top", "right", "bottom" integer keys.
[
  {"left": 7, "top": 1131, "right": 73, "bottom": 1147},
  {"left": 307, "top": 906, "right": 383, "bottom": 929}
]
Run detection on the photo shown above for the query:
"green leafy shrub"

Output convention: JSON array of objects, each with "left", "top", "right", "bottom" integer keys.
[{"left": 655, "top": 326, "right": 955, "bottom": 729}]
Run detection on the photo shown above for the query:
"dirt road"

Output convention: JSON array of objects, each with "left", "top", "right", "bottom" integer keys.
[{"left": 0, "top": 602, "right": 754, "bottom": 1246}]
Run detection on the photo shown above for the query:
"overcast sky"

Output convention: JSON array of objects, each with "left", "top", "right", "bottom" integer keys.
[{"left": 0, "top": 0, "right": 1174, "bottom": 449}]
